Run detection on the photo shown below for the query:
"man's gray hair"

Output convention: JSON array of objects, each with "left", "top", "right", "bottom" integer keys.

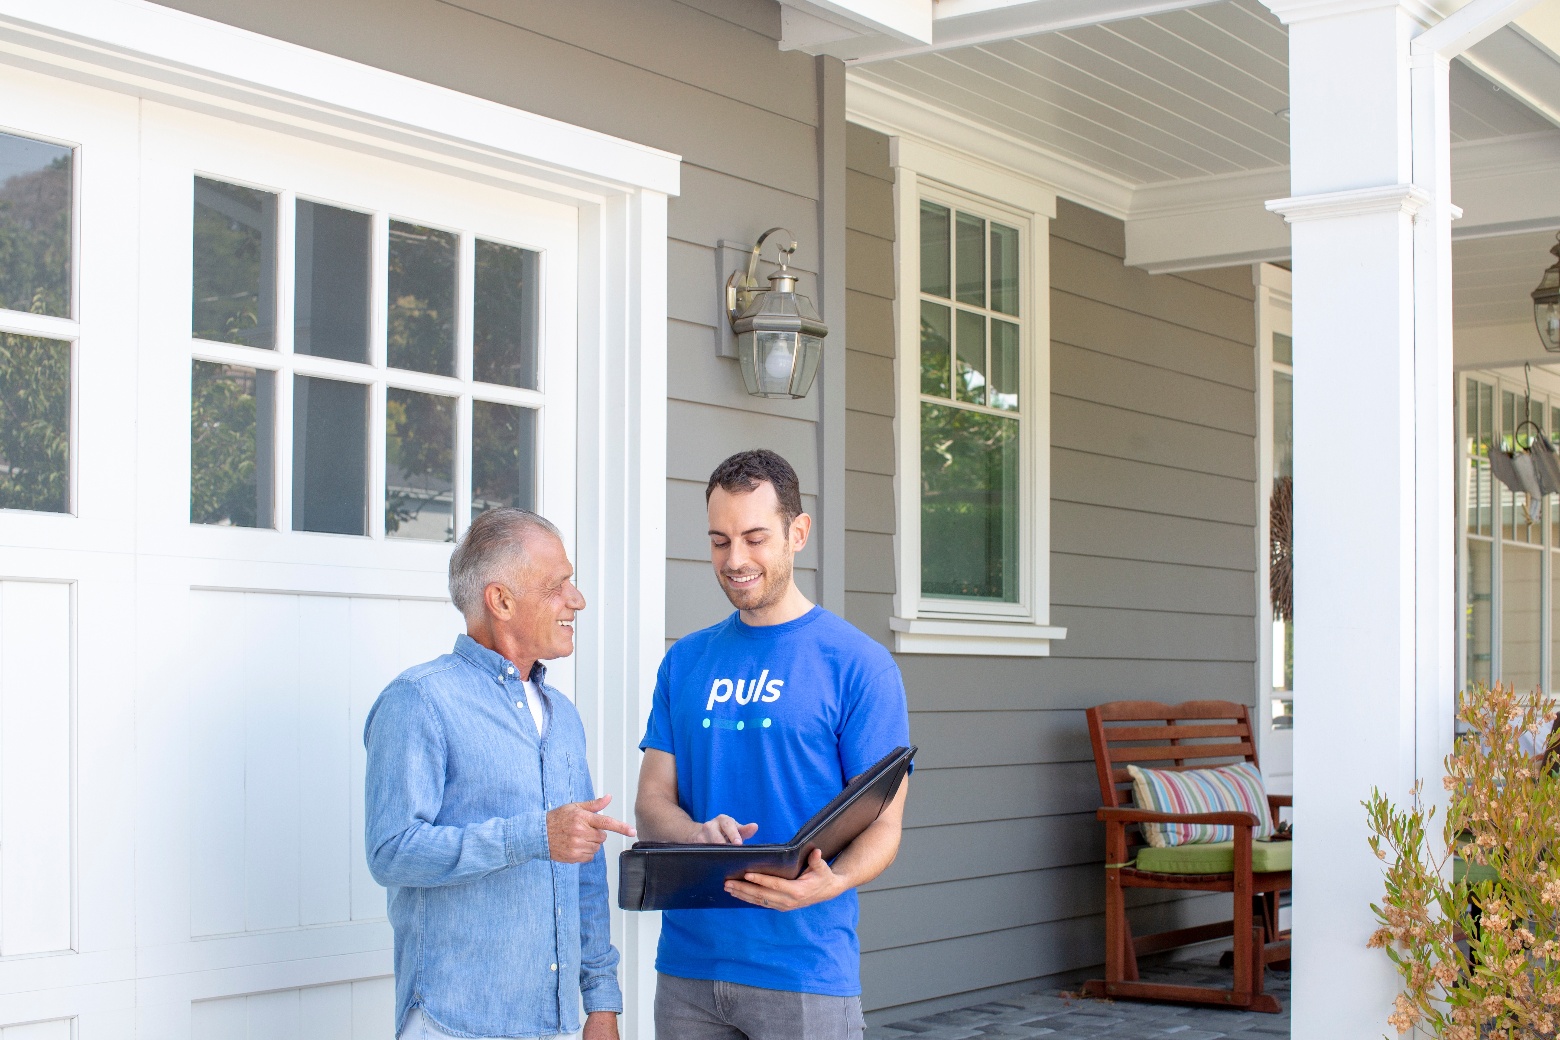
[{"left": 448, "top": 508, "right": 561, "bottom": 618}]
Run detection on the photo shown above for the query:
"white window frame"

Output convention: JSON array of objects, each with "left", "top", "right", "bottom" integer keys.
[
  {"left": 888, "top": 137, "right": 1064, "bottom": 656},
  {"left": 1255, "top": 262, "right": 1293, "bottom": 784}
]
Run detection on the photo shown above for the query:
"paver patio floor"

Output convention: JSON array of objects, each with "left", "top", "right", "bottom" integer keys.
[{"left": 869, "top": 956, "right": 1290, "bottom": 1040}]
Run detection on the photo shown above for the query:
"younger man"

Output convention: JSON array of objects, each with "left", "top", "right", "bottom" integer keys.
[{"left": 636, "top": 450, "right": 911, "bottom": 1040}]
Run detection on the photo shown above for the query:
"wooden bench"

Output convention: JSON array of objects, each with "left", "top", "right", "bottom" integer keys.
[{"left": 1081, "top": 699, "right": 1291, "bottom": 1014}]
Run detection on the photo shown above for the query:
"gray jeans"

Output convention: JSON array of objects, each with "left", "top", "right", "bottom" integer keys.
[{"left": 655, "top": 973, "right": 865, "bottom": 1040}]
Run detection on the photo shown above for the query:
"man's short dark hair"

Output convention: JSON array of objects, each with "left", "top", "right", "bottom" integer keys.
[{"left": 706, "top": 449, "right": 803, "bottom": 529}]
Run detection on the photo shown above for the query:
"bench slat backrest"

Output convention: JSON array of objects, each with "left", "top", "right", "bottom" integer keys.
[{"left": 1085, "top": 700, "right": 1260, "bottom": 811}]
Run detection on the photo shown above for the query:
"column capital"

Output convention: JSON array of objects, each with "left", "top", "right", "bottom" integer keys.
[
  {"left": 1259, "top": 0, "right": 1442, "bottom": 26},
  {"left": 1266, "top": 183, "right": 1443, "bottom": 223}
]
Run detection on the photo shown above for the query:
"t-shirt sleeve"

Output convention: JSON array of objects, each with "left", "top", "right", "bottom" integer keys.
[
  {"left": 639, "top": 655, "right": 676, "bottom": 755},
  {"left": 836, "top": 659, "right": 912, "bottom": 781}
]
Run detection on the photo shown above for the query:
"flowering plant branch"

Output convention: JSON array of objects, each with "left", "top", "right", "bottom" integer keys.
[{"left": 1365, "top": 682, "right": 1560, "bottom": 1038}]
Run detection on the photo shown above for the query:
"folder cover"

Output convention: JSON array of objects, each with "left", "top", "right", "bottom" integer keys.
[{"left": 617, "top": 745, "right": 916, "bottom": 911}]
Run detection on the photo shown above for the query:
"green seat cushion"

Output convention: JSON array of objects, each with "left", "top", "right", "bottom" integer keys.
[
  {"left": 1452, "top": 858, "right": 1499, "bottom": 886},
  {"left": 1134, "top": 839, "right": 1293, "bottom": 875}
]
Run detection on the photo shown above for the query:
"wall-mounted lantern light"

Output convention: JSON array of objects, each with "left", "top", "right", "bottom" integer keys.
[
  {"left": 1532, "top": 232, "right": 1560, "bottom": 353},
  {"left": 725, "top": 226, "right": 828, "bottom": 399}
]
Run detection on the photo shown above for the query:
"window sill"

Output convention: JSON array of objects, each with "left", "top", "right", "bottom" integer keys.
[{"left": 889, "top": 616, "right": 1067, "bottom": 657}]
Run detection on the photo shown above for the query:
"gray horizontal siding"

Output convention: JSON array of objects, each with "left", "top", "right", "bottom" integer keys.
[{"left": 842, "top": 156, "right": 1260, "bottom": 1019}]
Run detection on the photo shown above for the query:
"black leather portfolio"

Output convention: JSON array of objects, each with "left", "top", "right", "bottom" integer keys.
[{"left": 617, "top": 744, "right": 916, "bottom": 911}]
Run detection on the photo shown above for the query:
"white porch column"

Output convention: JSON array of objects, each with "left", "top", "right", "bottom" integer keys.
[{"left": 1260, "top": 1, "right": 1455, "bottom": 1036}]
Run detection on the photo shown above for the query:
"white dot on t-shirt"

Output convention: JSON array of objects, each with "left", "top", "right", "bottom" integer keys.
[
  {"left": 702, "top": 718, "right": 710, "bottom": 728},
  {"left": 737, "top": 721, "right": 745, "bottom": 731},
  {"left": 763, "top": 718, "right": 772, "bottom": 728}
]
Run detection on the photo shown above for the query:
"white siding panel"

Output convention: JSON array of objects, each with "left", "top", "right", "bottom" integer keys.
[
  {"left": 0, "top": 580, "right": 73, "bottom": 956},
  {"left": 189, "top": 591, "right": 459, "bottom": 937},
  {"left": 1, "top": 1021, "right": 74, "bottom": 1040},
  {"left": 193, "top": 978, "right": 390, "bottom": 1039}
]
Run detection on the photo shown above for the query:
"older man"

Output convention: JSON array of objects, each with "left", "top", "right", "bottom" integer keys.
[{"left": 365, "top": 508, "right": 634, "bottom": 1040}]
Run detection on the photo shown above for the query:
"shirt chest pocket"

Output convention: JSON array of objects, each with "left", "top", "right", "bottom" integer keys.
[{"left": 540, "top": 749, "right": 588, "bottom": 806}]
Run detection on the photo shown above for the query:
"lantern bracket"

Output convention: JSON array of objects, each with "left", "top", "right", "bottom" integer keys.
[{"left": 726, "top": 227, "right": 797, "bottom": 324}]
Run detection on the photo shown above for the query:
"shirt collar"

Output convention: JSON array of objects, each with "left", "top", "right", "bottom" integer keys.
[{"left": 453, "top": 633, "right": 548, "bottom": 685}]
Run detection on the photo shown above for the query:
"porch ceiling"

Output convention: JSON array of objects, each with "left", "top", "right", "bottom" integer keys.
[{"left": 848, "top": 0, "right": 1551, "bottom": 188}]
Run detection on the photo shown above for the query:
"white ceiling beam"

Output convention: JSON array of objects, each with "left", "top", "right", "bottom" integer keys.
[
  {"left": 796, "top": 0, "right": 1221, "bottom": 62},
  {"left": 777, "top": 0, "right": 933, "bottom": 51},
  {"left": 1124, "top": 131, "right": 1560, "bottom": 272},
  {"left": 1411, "top": 0, "right": 1548, "bottom": 57}
]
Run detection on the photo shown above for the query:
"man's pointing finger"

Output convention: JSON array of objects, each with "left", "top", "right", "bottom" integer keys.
[{"left": 587, "top": 813, "right": 637, "bottom": 838}]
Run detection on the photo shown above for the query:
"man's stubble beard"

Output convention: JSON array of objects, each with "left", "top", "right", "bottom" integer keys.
[{"left": 721, "top": 545, "right": 795, "bottom": 614}]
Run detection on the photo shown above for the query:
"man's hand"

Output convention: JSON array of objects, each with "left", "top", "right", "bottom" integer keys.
[
  {"left": 582, "top": 1011, "right": 620, "bottom": 1040},
  {"left": 690, "top": 814, "right": 759, "bottom": 845},
  {"left": 724, "top": 848, "right": 847, "bottom": 911},
  {"left": 547, "top": 794, "right": 636, "bottom": 864}
]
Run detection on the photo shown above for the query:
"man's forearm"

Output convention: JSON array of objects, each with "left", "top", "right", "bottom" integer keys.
[
  {"left": 367, "top": 811, "right": 547, "bottom": 888},
  {"left": 829, "top": 814, "right": 902, "bottom": 891},
  {"left": 635, "top": 792, "right": 700, "bottom": 842}
]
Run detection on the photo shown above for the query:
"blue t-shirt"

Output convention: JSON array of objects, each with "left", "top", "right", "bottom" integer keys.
[{"left": 639, "top": 606, "right": 910, "bottom": 996}]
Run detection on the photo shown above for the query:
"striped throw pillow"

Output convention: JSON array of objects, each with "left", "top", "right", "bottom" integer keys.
[{"left": 1126, "top": 760, "right": 1275, "bottom": 848}]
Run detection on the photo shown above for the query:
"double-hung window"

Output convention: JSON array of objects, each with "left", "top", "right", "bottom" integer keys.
[{"left": 889, "top": 141, "right": 1063, "bottom": 656}]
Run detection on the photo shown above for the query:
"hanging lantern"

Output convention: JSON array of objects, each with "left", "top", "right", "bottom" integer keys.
[
  {"left": 725, "top": 227, "right": 828, "bottom": 399},
  {"left": 1532, "top": 232, "right": 1560, "bottom": 354}
]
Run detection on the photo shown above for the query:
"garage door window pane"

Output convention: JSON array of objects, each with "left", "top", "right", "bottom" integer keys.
[
  {"left": 388, "top": 221, "right": 456, "bottom": 376},
  {"left": 292, "top": 375, "right": 367, "bottom": 534},
  {"left": 191, "top": 361, "right": 274, "bottom": 527},
  {"left": 472, "top": 400, "right": 535, "bottom": 519},
  {"left": 0, "top": 132, "right": 71, "bottom": 318},
  {"left": 193, "top": 178, "right": 276, "bottom": 347},
  {"left": 295, "top": 200, "right": 370, "bottom": 363},
  {"left": 386, "top": 387, "right": 455, "bottom": 541},
  {"left": 473, "top": 240, "right": 539, "bottom": 389},
  {"left": 0, "top": 332, "right": 69, "bottom": 513}
]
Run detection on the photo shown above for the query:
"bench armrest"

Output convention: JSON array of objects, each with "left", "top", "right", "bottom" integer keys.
[{"left": 1267, "top": 793, "right": 1293, "bottom": 809}]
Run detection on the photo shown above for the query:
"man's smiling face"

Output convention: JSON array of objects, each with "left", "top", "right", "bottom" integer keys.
[
  {"left": 708, "top": 481, "right": 800, "bottom": 615},
  {"left": 496, "top": 530, "right": 585, "bottom": 664}
]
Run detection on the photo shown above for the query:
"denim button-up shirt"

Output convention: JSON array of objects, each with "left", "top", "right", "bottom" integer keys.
[{"left": 364, "top": 635, "right": 623, "bottom": 1038}]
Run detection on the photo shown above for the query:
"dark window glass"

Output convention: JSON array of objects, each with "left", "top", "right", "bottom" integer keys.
[
  {"left": 386, "top": 387, "right": 455, "bottom": 541},
  {"left": 990, "top": 319, "right": 1019, "bottom": 411},
  {"left": 192, "top": 178, "right": 276, "bottom": 347},
  {"left": 990, "top": 222, "right": 1020, "bottom": 316},
  {"left": 472, "top": 400, "right": 536, "bottom": 520},
  {"left": 190, "top": 361, "right": 274, "bottom": 527},
  {"left": 955, "top": 309, "right": 986, "bottom": 405},
  {"left": 473, "top": 240, "right": 540, "bottom": 389},
  {"left": 0, "top": 132, "right": 71, "bottom": 317},
  {"left": 292, "top": 375, "right": 367, "bottom": 535},
  {"left": 920, "top": 301, "right": 950, "bottom": 398},
  {"left": 920, "top": 402, "right": 1019, "bottom": 602},
  {"left": 0, "top": 332, "right": 70, "bottom": 512},
  {"left": 295, "top": 201, "right": 370, "bottom": 363},
  {"left": 388, "top": 221, "right": 457, "bottom": 376},
  {"left": 919, "top": 201, "right": 950, "bottom": 298},
  {"left": 955, "top": 212, "right": 985, "bottom": 307}
]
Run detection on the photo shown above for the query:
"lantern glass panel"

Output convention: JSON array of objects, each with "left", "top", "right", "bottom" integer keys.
[{"left": 792, "top": 334, "right": 823, "bottom": 398}]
